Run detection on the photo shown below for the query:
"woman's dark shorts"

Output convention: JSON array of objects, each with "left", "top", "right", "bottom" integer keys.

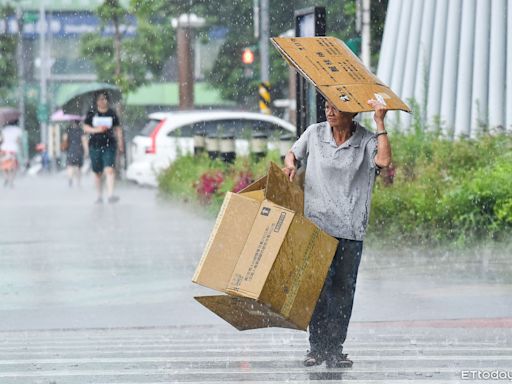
[
  {"left": 67, "top": 152, "right": 84, "bottom": 167},
  {"left": 89, "top": 146, "right": 116, "bottom": 173}
]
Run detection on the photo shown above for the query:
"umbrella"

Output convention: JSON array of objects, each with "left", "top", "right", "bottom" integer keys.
[
  {"left": 51, "top": 109, "right": 83, "bottom": 122},
  {"left": 58, "top": 83, "right": 122, "bottom": 115},
  {"left": 0, "top": 107, "right": 21, "bottom": 127}
]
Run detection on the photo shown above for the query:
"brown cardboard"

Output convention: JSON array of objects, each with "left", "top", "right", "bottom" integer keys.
[
  {"left": 193, "top": 162, "right": 338, "bottom": 331},
  {"left": 195, "top": 295, "right": 298, "bottom": 331},
  {"left": 225, "top": 201, "right": 295, "bottom": 299},
  {"left": 192, "top": 193, "right": 260, "bottom": 292},
  {"left": 271, "top": 36, "right": 411, "bottom": 113}
]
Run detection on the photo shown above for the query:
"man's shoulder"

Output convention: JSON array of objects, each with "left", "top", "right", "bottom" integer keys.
[
  {"left": 355, "top": 122, "right": 377, "bottom": 146},
  {"left": 355, "top": 122, "right": 374, "bottom": 138},
  {"left": 305, "top": 122, "right": 328, "bottom": 136}
]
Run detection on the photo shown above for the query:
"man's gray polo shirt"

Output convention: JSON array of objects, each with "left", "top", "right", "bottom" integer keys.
[{"left": 291, "top": 121, "right": 378, "bottom": 241}]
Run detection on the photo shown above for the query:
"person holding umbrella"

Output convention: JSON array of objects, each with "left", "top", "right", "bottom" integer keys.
[{"left": 83, "top": 91, "right": 124, "bottom": 204}]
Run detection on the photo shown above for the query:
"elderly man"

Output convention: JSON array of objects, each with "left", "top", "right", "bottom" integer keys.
[{"left": 283, "top": 98, "right": 390, "bottom": 368}]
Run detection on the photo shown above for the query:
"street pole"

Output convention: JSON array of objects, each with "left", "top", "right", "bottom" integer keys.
[
  {"left": 260, "top": 0, "right": 269, "bottom": 82},
  {"left": 361, "top": 0, "right": 371, "bottom": 68},
  {"left": 259, "top": 0, "right": 270, "bottom": 114},
  {"left": 253, "top": 0, "right": 259, "bottom": 39},
  {"left": 16, "top": 5, "right": 24, "bottom": 132},
  {"left": 39, "top": 1, "right": 48, "bottom": 148},
  {"left": 177, "top": 23, "right": 193, "bottom": 110},
  {"left": 16, "top": 3, "right": 28, "bottom": 166},
  {"left": 173, "top": 14, "right": 204, "bottom": 110}
]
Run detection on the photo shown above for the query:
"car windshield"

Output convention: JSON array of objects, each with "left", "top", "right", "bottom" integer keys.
[{"left": 139, "top": 119, "right": 161, "bottom": 137}]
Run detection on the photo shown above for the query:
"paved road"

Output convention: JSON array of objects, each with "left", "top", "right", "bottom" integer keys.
[
  {"left": 0, "top": 174, "right": 511, "bottom": 382},
  {"left": 0, "top": 324, "right": 511, "bottom": 383}
]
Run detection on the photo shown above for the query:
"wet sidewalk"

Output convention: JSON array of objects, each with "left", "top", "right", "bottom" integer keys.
[
  {"left": 0, "top": 174, "right": 511, "bottom": 382},
  {"left": 0, "top": 324, "right": 511, "bottom": 383}
]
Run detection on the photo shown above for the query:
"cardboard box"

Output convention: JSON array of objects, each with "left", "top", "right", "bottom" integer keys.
[
  {"left": 193, "top": 162, "right": 338, "bottom": 331},
  {"left": 271, "top": 36, "right": 411, "bottom": 113}
]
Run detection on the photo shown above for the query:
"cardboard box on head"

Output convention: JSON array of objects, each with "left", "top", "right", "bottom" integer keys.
[
  {"left": 193, "top": 162, "right": 338, "bottom": 331},
  {"left": 271, "top": 36, "right": 411, "bottom": 114}
]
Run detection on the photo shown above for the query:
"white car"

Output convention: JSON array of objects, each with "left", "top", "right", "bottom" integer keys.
[{"left": 126, "top": 110, "right": 296, "bottom": 186}]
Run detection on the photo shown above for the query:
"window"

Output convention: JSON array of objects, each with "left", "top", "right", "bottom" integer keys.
[
  {"left": 248, "top": 120, "right": 288, "bottom": 140},
  {"left": 189, "top": 119, "right": 251, "bottom": 138},
  {"left": 139, "top": 119, "right": 161, "bottom": 137},
  {"left": 167, "top": 124, "right": 194, "bottom": 137},
  {"left": 163, "top": 118, "right": 289, "bottom": 139}
]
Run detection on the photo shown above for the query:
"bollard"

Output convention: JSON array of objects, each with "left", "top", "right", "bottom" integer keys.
[
  {"left": 206, "top": 132, "right": 219, "bottom": 160},
  {"left": 251, "top": 131, "right": 268, "bottom": 162},
  {"left": 279, "top": 133, "right": 295, "bottom": 163},
  {"left": 193, "top": 130, "right": 206, "bottom": 155},
  {"left": 219, "top": 133, "right": 236, "bottom": 164}
]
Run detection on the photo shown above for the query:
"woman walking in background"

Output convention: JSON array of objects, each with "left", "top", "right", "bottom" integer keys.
[
  {"left": 0, "top": 120, "right": 22, "bottom": 188},
  {"left": 62, "top": 119, "right": 86, "bottom": 187},
  {"left": 83, "top": 91, "right": 124, "bottom": 204}
]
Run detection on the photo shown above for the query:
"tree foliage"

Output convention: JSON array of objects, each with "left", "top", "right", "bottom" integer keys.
[
  {"left": 80, "top": 0, "right": 175, "bottom": 94},
  {"left": 0, "top": 5, "right": 17, "bottom": 100},
  {"left": 205, "top": 0, "right": 388, "bottom": 106},
  {"left": 81, "top": 0, "right": 389, "bottom": 105}
]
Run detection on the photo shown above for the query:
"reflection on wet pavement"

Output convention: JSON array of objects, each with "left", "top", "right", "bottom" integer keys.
[{"left": 0, "top": 176, "right": 511, "bottom": 382}]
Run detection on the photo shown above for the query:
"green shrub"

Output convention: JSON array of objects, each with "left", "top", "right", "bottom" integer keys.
[
  {"left": 159, "top": 133, "right": 512, "bottom": 246},
  {"left": 369, "top": 133, "right": 512, "bottom": 245},
  {"left": 158, "top": 150, "right": 282, "bottom": 214}
]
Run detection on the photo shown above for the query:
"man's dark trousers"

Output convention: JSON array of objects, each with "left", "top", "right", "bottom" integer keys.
[{"left": 308, "top": 238, "right": 363, "bottom": 357}]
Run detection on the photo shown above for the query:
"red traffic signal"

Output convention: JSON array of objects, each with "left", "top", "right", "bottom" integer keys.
[{"left": 242, "top": 47, "right": 255, "bottom": 65}]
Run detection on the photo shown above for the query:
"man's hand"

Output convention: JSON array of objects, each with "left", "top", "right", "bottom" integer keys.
[
  {"left": 283, "top": 151, "right": 297, "bottom": 182},
  {"left": 368, "top": 99, "right": 387, "bottom": 125},
  {"left": 96, "top": 126, "right": 108, "bottom": 133},
  {"left": 282, "top": 165, "right": 296, "bottom": 182}
]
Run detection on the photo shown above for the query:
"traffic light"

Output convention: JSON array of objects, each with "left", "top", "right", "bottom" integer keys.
[
  {"left": 242, "top": 47, "right": 255, "bottom": 78},
  {"left": 242, "top": 47, "right": 255, "bottom": 65}
]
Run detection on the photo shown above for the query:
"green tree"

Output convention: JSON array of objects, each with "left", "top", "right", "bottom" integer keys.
[
  {"left": 204, "top": 0, "right": 388, "bottom": 107},
  {"left": 80, "top": 0, "right": 175, "bottom": 94},
  {"left": 0, "top": 4, "right": 17, "bottom": 100}
]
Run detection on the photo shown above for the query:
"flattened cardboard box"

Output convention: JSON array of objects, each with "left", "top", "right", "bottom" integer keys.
[
  {"left": 271, "top": 36, "right": 411, "bottom": 113},
  {"left": 193, "top": 162, "right": 338, "bottom": 331}
]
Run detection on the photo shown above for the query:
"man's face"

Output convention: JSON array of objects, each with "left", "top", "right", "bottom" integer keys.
[{"left": 325, "top": 102, "right": 356, "bottom": 127}]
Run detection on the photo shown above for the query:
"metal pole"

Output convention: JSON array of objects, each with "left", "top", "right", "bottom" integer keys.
[
  {"left": 507, "top": 0, "right": 512, "bottom": 133},
  {"left": 260, "top": 0, "right": 269, "bottom": 82},
  {"left": 439, "top": 0, "right": 462, "bottom": 136},
  {"left": 488, "top": 0, "right": 506, "bottom": 130},
  {"left": 400, "top": 0, "right": 424, "bottom": 131},
  {"left": 426, "top": 0, "right": 449, "bottom": 126},
  {"left": 16, "top": 5, "right": 25, "bottom": 132},
  {"left": 454, "top": 0, "right": 476, "bottom": 138},
  {"left": 413, "top": 0, "right": 436, "bottom": 123},
  {"left": 360, "top": 0, "right": 371, "bottom": 69},
  {"left": 39, "top": 1, "right": 47, "bottom": 147},
  {"left": 377, "top": 0, "right": 401, "bottom": 83},
  {"left": 470, "top": 0, "right": 490, "bottom": 138},
  {"left": 253, "top": 0, "right": 259, "bottom": 39},
  {"left": 16, "top": 4, "right": 27, "bottom": 165}
]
